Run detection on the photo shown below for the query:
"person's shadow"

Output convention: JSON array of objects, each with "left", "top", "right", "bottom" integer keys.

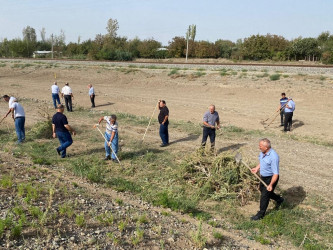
[
  {"left": 292, "top": 120, "right": 305, "bottom": 129},
  {"left": 281, "top": 186, "right": 306, "bottom": 208},
  {"left": 217, "top": 143, "right": 247, "bottom": 154},
  {"left": 169, "top": 134, "right": 200, "bottom": 145},
  {"left": 94, "top": 102, "right": 114, "bottom": 108}
]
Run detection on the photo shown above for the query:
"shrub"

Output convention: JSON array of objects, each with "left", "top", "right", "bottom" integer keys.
[{"left": 270, "top": 74, "right": 281, "bottom": 81}]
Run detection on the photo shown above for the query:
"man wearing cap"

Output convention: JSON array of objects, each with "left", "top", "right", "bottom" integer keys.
[
  {"left": 61, "top": 82, "right": 74, "bottom": 112},
  {"left": 201, "top": 105, "right": 220, "bottom": 152},
  {"left": 97, "top": 114, "right": 119, "bottom": 162},
  {"left": 87, "top": 84, "right": 95, "bottom": 108},
  {"left": 9, "top": 99, "right": 25, "bottom": 144},
  {"left": 284, "top": 97, "right": 295, "bottom": 132},
  {"left": 158, "top": 100, "right": 169, "bottom": 147},
  {"left": 52, "top": 104, "right": 76, "bottom": 158},
  {"left": 251, "top": 138, "right": 284, "bottom": 220},
  {"left": 3, "top": 95, "right": 17, "bottom": 119},
  {"left": 51, "top": 82, "right": 61, "bottom": 109},
  {"left": 277, "top": 92, "right": 288, "bottom": 127}
]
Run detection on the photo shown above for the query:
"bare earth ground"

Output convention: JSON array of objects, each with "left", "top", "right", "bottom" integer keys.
[
  {"left": 0, "top": 60, "right": 332, "bottom": 248},
  {"left": 0, "top": 60, "right": 332, "bottom": 200}
]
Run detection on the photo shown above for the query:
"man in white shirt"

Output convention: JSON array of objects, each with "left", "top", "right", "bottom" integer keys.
[
  {"left": 61, "top": 82, "right": 74, "bottom": 112},
  {"left": 51, "top": 82, "right": 61, "bottom": 109},
  {"left": 10, "top": 101, "right": 26, "bottom": 143},
  {"left": 2, "top": 95, "right": 17, "bottom": 120}
]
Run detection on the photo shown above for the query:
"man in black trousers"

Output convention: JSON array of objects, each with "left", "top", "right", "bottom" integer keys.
[
  {"left": 158, "top": 100, "right": 169, "bottom": 147},
  {"left": 251, "top": 138, "right": 284, "bottom": 220},
  {"left": 201, "top": 105, "right": 220, "bottom": 152}
]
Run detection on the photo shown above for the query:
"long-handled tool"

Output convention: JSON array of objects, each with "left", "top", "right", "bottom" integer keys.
[
  {"left": 235, "top": 152, "right": 267, "bottom": 188},
  {"left": 263, "top": 103, "right": 288, "bottom": 128},
  {"left": 142, "top": 101, "right": 159, "bottom": 142},
  {"left": 261, "top": 109, "right": 280, "bottom": 124},
  {"left": 0, "top": 117, "right": 6, "bottom": 125},
  {"left": 94, "top": 124, "right": 121, "bottom": 165}
]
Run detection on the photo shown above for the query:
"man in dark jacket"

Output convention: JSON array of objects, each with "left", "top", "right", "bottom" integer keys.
[
  {"left": 52, "top": 104, "right": 76, "bottom": 158},
  {"left": 158, "top": 100, "right": 169, "bottom": 147}
]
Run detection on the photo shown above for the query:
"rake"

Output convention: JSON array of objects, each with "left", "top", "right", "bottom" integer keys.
[
  {"left": 94, "top": 124, "right": 121, "bottom": 165},
  {"left": 235, "top": 152, "right": 267, "bottom": 188}
]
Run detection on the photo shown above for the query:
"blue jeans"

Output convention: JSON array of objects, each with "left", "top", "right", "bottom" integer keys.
[
  {"left": 104, "top": 132, "right": 118, "bottom": 160},
  {"left": 56, "top": 131, "right": 73, "bottom": 158},
  {"left": 159, "top": 123, "right": 169, "bottom": 145},
  {"left": 52, "top": 93, "right": 61, "bottom": 108},
  {"left": 15, "top": 117, "right": 25, "bottom": 143}
]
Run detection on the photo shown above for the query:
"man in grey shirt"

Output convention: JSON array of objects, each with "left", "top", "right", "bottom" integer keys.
[{"left": 201, "top": 104, "right": 220, "bottom": 151}]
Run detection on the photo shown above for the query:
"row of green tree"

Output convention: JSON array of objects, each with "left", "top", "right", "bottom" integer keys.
[{"left": 1, "top": 19, "right": 333, "bottom": 64}]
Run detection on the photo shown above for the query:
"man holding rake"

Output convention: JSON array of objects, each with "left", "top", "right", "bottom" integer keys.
[
  {"left": 251, "top": 138, "right": 284, "bottom": 220},
  {"left": 97, "top": 114, "right": 119, "bottom": 162}
]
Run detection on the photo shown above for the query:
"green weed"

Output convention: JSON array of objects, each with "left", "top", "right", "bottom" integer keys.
[
  {"left": 213, "top": 230, "right": 223, "bottom": 240},
  {"left": 191, "top": 220, "right": 207, "bottom": 248},
  {"left": 1, "top": 174, "right": 13, "bottom": 188},
  {"left": 59, "top": 203, "right": 75, "bottom": 218},
  {"left": 131, "top": 227, "right": 144, "bottom": 246},
  {"left": 97, "top": 211, "right": 114, "bottom": 226},
  {"left": 75, "top": 213, "right": 86, "bottom": 227},
  {"left": 270, "top": 74, "right": 281, "bottom": 81},
  {"left": 118, "top": 220, "right": 128, "bottom": 232},
  {"left": 168, "top": 69, "right": 179, "bottom": 76}
]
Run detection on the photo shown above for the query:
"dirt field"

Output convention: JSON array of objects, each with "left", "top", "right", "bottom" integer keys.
[
  {"left": 0, "top": 59, "right": 332, "bottom": 248},
  {"left": 1, "top": 60, "right": 332, "bottom": 200}
]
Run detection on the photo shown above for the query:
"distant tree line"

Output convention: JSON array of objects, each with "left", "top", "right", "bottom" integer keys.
[{"left": 1, "top": 19, "right": 333, "bottom": 64}]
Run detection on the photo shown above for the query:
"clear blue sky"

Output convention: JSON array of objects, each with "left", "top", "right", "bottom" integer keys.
[{"left": 1, "top": 0, "right": 332, "bottom": 45}]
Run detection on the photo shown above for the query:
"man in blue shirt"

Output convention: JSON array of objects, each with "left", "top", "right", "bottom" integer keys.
[
  {"left": 88, "top": 84, "right": 95, "bottom": 108},
  {"left": 277, "top": 92, "right": 288, "bottom": 126},
  {"left": 251, "top": 138, "right": 284, "bottom": 220},
  {"left": 284, "top": 97, "right": 295, "bottom": 132},
  {"left": 201, "top": 105, "right": 220, "bottom": 152},
  {"left": 52, "top": 104, "right": 76, "bottom": 158}
]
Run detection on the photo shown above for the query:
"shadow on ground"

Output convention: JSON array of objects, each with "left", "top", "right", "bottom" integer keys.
[
  {"left": 94, "top": 102, "right": 114, "bottom": 108},
  {"left": 169, "top": 134, "right": 200, "bottom": 145},
  {"left": 282, "top": 186, "right": 306, "bottom": 208},
  {"left": 292, "top": 120, "right": 305, "bottom": 129},
  {"left": 119, "top": 148, "right": 164, "bottom": 160},
  {"left": 217, "top": 143, "right": 247, "bottom": 154}
]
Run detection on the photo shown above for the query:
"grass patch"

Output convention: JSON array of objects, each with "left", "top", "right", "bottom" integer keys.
[
  {"left": 193, "top": 71, "right": 206, "bottom": 77},
  {"left": 106, "top": 177, "right": 142, "bottom": 193},
  {"left": 168, "top": 69, "right": 179, "bottom": 76},
  {"left": 270, "top": 74, "right": 281, "bottom": 81}
]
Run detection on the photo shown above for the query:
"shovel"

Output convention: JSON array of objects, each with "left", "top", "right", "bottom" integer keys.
[{"left": 235, "top": 152, "right": 267, "bottom": 188}]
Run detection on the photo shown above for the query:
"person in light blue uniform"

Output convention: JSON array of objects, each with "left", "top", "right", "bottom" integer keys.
[
  {"left": 284, "top": 97, "right": 295, "bottom": 132},
  {"left": 277, "top": 92, "right": 288, "bottom": 126},
  {"left": 251, "top": 138, "right": 284, "bottom": 220},
  {"left": 88, "top": 84, "right": 95, "bottom": 108},
  {"left": 97, "top": 115, "right": 119, "bottom": 162},
  {"left": 51, "top": 82, "right": 61, "bottom": 109}
]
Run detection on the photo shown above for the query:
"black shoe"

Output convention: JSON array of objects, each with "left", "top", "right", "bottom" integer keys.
[
  {"left": 275, "top": 197, "right": 284, "bottom": 209},
  {"left": 160, "top": 143, "right": 168, "bottom": 147},
  {"left": 112, "top": 159, "right": 119, "bottom": 163},
  {"left": 56, "top": 148, "right": 61, "bottom": 156},
  {"left": 280, "top": 124, "right": 284, "bottom": 127},
  {"left": 251, "top": 214, "right": 264, "bottom": 221},
  {"left": 104, "top": 156, "right": 111, "bottom": 161}
]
